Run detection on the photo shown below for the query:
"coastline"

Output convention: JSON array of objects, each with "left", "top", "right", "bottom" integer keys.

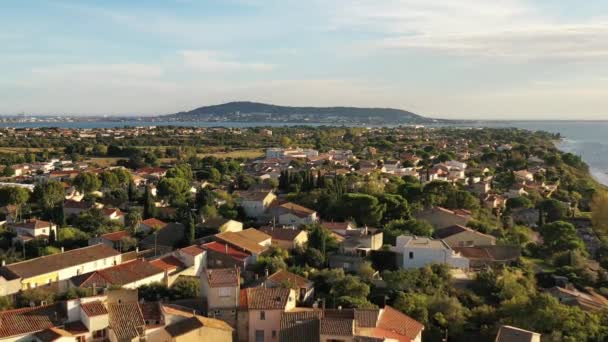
[{"left": 554, "top": 139, "right": 608, "bottom": 188}]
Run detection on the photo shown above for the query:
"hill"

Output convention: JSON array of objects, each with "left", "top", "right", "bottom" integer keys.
[{"left": 166, "top": 101, "right": 442, "bottom": 124}]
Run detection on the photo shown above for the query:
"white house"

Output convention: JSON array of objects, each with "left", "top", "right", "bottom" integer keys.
[
  {"left": 11, "top": 219, "right": 57, "bottom": 243},
  {"left": 269, "top": 202, "right": 318, "bottom": 227},
  {"left": 392, "top": 235, "right": 469, "bottom": 270}
]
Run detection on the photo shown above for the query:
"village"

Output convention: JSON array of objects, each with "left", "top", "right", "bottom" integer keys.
[{"left": 0, "top": 125, "right": 606, "bottom": 341}]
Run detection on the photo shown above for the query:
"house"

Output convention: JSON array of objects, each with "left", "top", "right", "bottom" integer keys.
[
  {"left": 0, "top": 244, "right": 121, "bottom": 295},
  {"left": 235, "top": 190, "right": 277, "bottom": 218},
  {"left": 264, "top": 269, "right": 314, "bottom": 304},
  {"left": 495, "top": 325, "right": 541, "bottom": 342},
  {"left": 0, "top": 304, "right": 65, "bottom": 341},
  {"left": 434, "top": 225, "right": 496, "bottom": 247},
  {"left": 88, "top": 230, "right": 130, "bottom": 250},
  {"left": 140, "top": 222, "right": 185, "bottom": 256},
  {"left": 546, "top": 286, "right": 608, "bottom": 311},
  {"left": 201, "top": 218, "right": 244, "bottom": 233},
  {"left": 268, "top": 202, "right": 318, "bottom": 227},
  {"left": 484, "top": 194, "right": 507, "bottom": 210},
  {"left": 338, "top": 228, "right": 383, "bottom": 256},
  {"left": 69, "top": 259, "right": 165, "bottom": 289},
  {"left": 279, "top": 306, "right": 424, "bottom": 342},
  {"left": 139, "top": 217, "right": 168, "bottom": 233},
  {"left": 259, "top": 226, "right": 308, "bottom": 250},
  {"left": 202, "top": 268, "right": 240, "bottom": 327},
  {"left": 392, "top": 235, "right": 469, "bottom": 270},
  {"left": 155, "top": 315, "right": 233, "bottom": 342},
  {"left": 453, "top": 246, "right": 521, "bottom": 268},
  {"left": 11, "top": 219, "right": 57, "bottom": 243},
  {"left": 63, "top": 200, "right": 92, "bottom": 217},
  {"left": 414, "top": 206, "right": 472, "bottom": 230},
  {"left": 203, "top": 241, "right": 252, "bottom": 270},
  {"left": 101, "top": 208, "right": 125, "bottom": 225},
  {"left": 215, "top": 228, "right": 272, "bottom": 256},
  {"left": 238, "top": 287, "right": 297, "bottom": 342},
  {"left": 514, "top": 170, "right": 535, "bottom": 182}
]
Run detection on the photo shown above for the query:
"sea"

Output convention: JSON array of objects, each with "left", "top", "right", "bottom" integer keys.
[{"left": 1, "top": 120, "right": 607, "bottom": 186}]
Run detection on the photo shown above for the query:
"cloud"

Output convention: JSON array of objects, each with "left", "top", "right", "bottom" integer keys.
[
  {"left": 324, "top": 0, "right": 608, "bottom": 61},
  {"left": 180, "top": 50, "right": 274, "bottom": 72}
]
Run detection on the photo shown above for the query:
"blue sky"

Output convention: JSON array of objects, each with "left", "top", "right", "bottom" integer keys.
[{"left": 1, "top": 0, "right": 608, "bottom": 119}]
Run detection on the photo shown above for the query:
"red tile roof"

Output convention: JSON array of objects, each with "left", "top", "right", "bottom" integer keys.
[
  {"left": 80, "top": 301, "right": 108, "bottom": 317},
  {"left": 73, "top": 259, "right": 164, "bottom": 287},
  {"left": 0, "top": 304, "right": 61, "bottom": 338},
  {"left": 13, "top": 219, "right": 52, "bottom": 230},
  {"left": 202, "top": 241, "right": 250, "bottom": 262},
  {"left": 205, "top": 268, "right": 240, "bottom": 287},
  {"left": 376, "top": 306, "right": 424, "bottom": 341},
  {"left": 141, "top": 218, "right": 167, "bottom": 228},
  {"left": 150, "top": 255, "right": 185, "bottom": 271},
  {"left": 180, "top": 245, "right": 205, "bottom": 256},
  {"left": 266, "top": 269, "right": 312, "bottom": 289},
  {"left": 99, "top": 230, "right": 130, "bottom": 242},
  {"left": 240, "top": 288, "right": 292, "bottom": 310}
]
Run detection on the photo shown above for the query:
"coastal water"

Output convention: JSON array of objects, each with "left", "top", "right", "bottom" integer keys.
[{"left": 1, "top": 120, "right": 606, "bottom": 186}]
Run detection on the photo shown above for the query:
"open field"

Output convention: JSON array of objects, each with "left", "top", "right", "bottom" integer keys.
[{"left": 197, "top": 149, "right": 264, "bottom": 159}]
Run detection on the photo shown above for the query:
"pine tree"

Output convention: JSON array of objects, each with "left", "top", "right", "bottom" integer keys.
[{"left": 143, "top": 186, "right": 155, "bottom": 219}]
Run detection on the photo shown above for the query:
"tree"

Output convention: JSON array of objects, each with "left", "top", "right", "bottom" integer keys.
[
  {"left": 166, "top": 164, "right": 193, "bottom": 181},
  {"left": 33, "top": 181, "right": 65, "bottom": 218},
  {"left": 507, "top": 196, "right": 533, "bottom": 210},
  {"left": 337, "top": 193, "right": 385, "bottom": 226},
  {"left": 170, "top": 277, "right": 200, "bottom": 299},
  {"left": 72, "top": 172, "right": 101, "bottom": 193},
  {"left": 183, "top": 211, "right": 196, "bottom": 245},
  {"left": 143, "top": 186, "right": 156, "bottom": 219},
  {"left": 540, "top": 221, "right": 586, "bottom": 256},
  {"left": 539, "top": 199, "right": 568, "bottom": 223},
  {"left": 591, "top": 193, "right": 608, "bottom": 236},
  {"left": 0, "top": 186, "right": 30, "bottom": 221},
  {"left": 157, "top": 177, "right": 191, "bottom": 206},
  {"left": 383, "top": 219, "right": 433, "bottom": 245},
  {"left": 378, "top": 194, "right": 410, "bottom": 222},
  {"left": 125, "top": 210, "right": 142, "bottom": 233}
]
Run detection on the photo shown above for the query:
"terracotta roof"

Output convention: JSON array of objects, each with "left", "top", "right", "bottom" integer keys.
[
  {"left": 34, "top": 327, "right": 73, "bottom": 342},
  {"left": 0, "top": 304, "right": 62, "bottom": 338},
  {"left": 320, "top": 318, "right": 354, "bottom": 336},
  {"left": 215, "top": 229, "right": 270, "bottom": 254},
  {"left": 108, "top": 302, "right": 146, "bottom": 341},
  {"left": 13, "top": 219, "right": 53, "bottom": 230},
  {"left": 376, "top": 306, "right": 424, "bottom": 341},
  {"left": 274, "top": 202, "right": 316, "bottom": 218},
  {"left": 280, "top": 310, "right": 322, "bottom": 342},
  {"left": 434, "top": 225, "right": 496, "bottom": 241},
  {"left": 495, "top": 325, "right": 540, "bottom": 342},
  {"left": 150, "top": 255, "right": 185, "bottom": 271},
  {"left": 81, "top": 301, "right": 108, "bottom": 317},
  {"left": 354, "top": 309, "right": 380, "bottom": 328},
  {"left": 205, "top": 268, "right": 240, "bottom": 287},
  {"left": 267, "top": 269, "right": 312, "bottom": 289},
  {"left": 139, "top": 302, "right": 162, "bottom": 324},
  {"left": 74, "top": 259, "right": 164, "bottom": 287},
  {"left": 102, "top": 208, "right": 124, "bottom": 217},
  {"left": 99, "top": 230, "right": 130, "bottom": 242},
  {"left": 165, "top": 316, "right": 204, "bottom": 337},
  {"left": 320, "top": 221, "right": 352, "bottom": 232},
  {"left": 453, "top": 246, "right": 520, "bottom": 262},
  {"left": 240, "top": 288, "right": 292, "bottom": 310},
  {"left": 202, "top": 241, "right": 250, "bottom": 262},
  {"left": 180, "top": 245, "right": 205, "bottom": 256},
  {"left": 140, "top": 218, "right": 167, "bottom": 228},
  {"left": 260, "top": 227, "right": 306, "bottom": 242},
  {"left": 2, "top": 244, "right": 120, "bottom": 279}
]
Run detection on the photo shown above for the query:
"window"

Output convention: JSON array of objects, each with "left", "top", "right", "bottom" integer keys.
[
  {"left": 409, "top": 252, "right": 414, "bottom": 259},
  {"left": 219, "top": 287, "right": 231, "bottom": 297},
  {"left": 260, "top": 311, "right": 266, "bottom": 320},
  {"left": 255, "top": 330, "right": 264, "bottom": 342},
  {"left": 272, "top": 330, "right": 277, "bottom": 338}
]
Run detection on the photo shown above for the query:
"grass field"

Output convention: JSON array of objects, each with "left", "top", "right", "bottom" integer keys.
[
  {"left": 197, "top": 149, "right": 264, "bottom": 159},
  {"left": 0, "top": 147, "right": 61, "bottom": 153}
]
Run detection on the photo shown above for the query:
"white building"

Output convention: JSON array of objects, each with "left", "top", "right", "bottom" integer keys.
[{"left": 392, "top": 235, "right": 469, "bottom": 270}]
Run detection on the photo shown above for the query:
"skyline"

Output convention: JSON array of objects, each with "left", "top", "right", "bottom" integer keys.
[{"left": 2, "top": 1, "right": 608, "bottom": 120}]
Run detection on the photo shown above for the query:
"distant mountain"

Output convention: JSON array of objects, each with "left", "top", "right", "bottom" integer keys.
[{"left": 166, "top": 101, "right": 444, "bottom": 124}]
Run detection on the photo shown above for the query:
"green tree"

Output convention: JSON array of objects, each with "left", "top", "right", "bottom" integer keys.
[
  {"left": 540, "top": 221, "right": 586, "bottom": 256},
  {"left": 157, "top": 177, "right": 191, "bottom": 206},
  {"left": 143, "top": 186, "right": 156, "bottom": 219},
  {"left": 73, "top": 172, "right": 101, "bottom": 193},
  {"left": 170, "top": 277, "right": 200, "bottom": 299},
  {"left": 383, "top": 219, "right": 434, "bottom": 245}
]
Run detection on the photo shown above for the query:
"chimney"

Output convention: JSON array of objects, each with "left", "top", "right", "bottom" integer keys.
[
  {"left": 135, "top": 247, "right": 139, "bottom": 253},
  {"left": 1, "top": 260, "right": 5, "bottom": 267},
  {"left": 225, "top": 244, "right": 228, "bottom": 254},
  {"left": 265, "top": 268, "right": 269, "bottom": 277},
  {"left": 61, "top": 247, "right": 64, "bottom": 253}
]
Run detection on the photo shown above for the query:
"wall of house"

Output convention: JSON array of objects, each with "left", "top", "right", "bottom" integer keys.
[
  {"left": 320, "top": 334, "right": 355, "bottom": 342},
  {"left": 206, "top": 285, "right": 239, "bottom": 310},
  {"left": 443, "top": 231, "right": 496, "bottom": 248},
  {"left": 399, "top": 247, "right": 469, "bottom": 270},
  {"left": 122, "top": 272, "right": 165, "bottom": 289},
  {"left": 152, "top": 326, "right": 232, "bottom": 342},
  {"left": 0, "top": 276, "right": 22, "bottom": 297},
  {"left": 248, "top": 309, "right": 282, "bottom": 342},
  {"left": 222, "top": 221, "right": 244, "bottom": 233}
]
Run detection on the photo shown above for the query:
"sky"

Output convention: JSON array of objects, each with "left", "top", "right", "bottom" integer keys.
[{"left": 1, "top": 0, "right": 608, "bottom": 120}]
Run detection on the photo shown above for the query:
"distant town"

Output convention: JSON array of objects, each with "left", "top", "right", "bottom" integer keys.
[{"left": 0, "top": 125, "right": 606, "bottom": 341}]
